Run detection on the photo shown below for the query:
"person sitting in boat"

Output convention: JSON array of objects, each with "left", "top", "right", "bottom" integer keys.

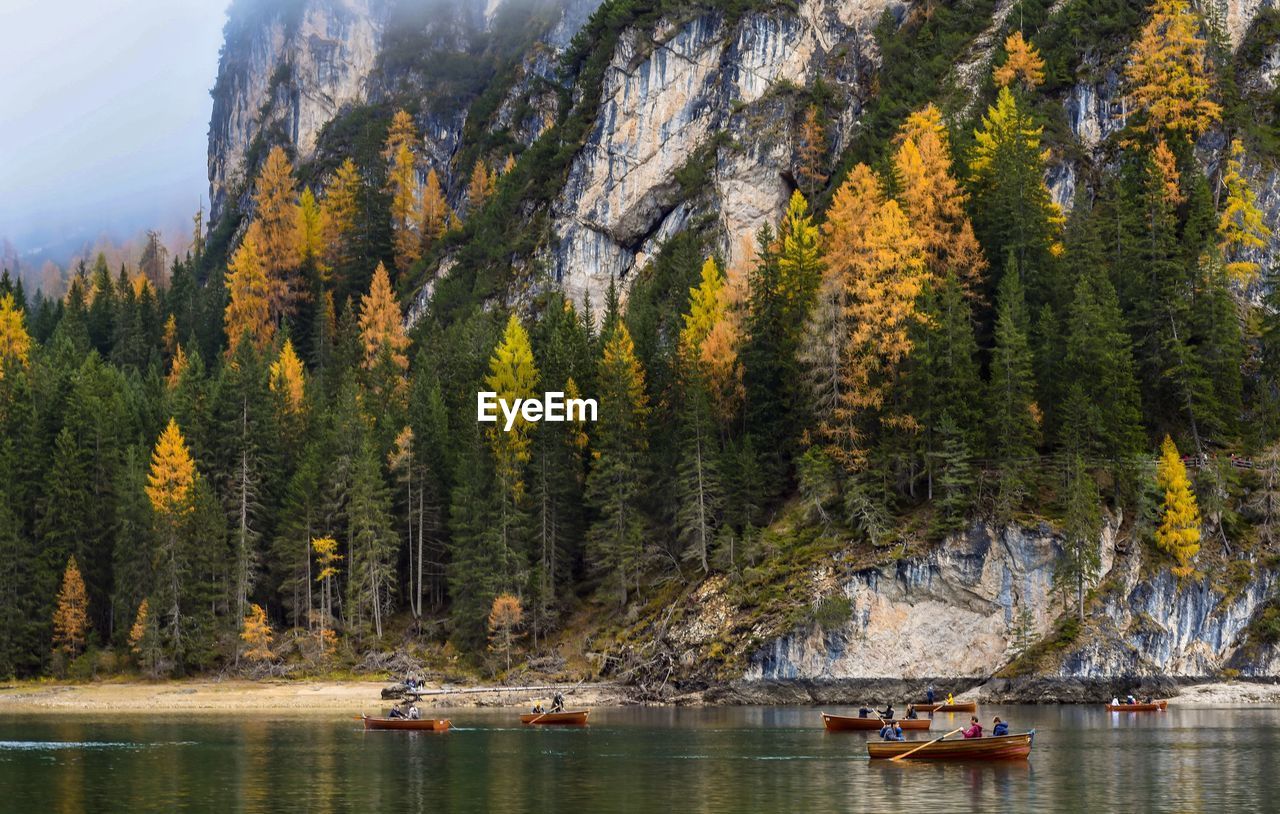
[
  {"left": 858, "top": 706, "right": 872, "bottom": 718},
  {"left": 532, "top": 702, "right": 544, "bottom": 714},
  {"left": 1126, "top": 694, "right": 1136, "bottom": 705},
  {"left": 1142, "top": 695, "right": 1153, "bottom": 704},
  {"left": 960, "top": 716, "right": 983, "bottom": 739},
  {"left": 946, "top": 693, "right": 955, "bottom": 705},
  {"left": 878, "top": 704, "right": 895, "bottom": 720},
  {"left": 879, "top": 722, "right": 904, "bottom": 741},
  {"left": 551, "top": 692, "right": 565, "bottom": 713},
  {"left": 992, "top": 717, "right": 1008, "bottom": 736},
  {"left": 388, "top": 706, "right": 405, "bottom": 719},
  {"left": 905, "top": 705, "right": 918, "bottom": 720},
  {"left": 408, "top": 705, "right": 420, "bottom": 720}
]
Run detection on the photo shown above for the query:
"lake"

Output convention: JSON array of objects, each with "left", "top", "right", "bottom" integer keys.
[{"left": 1, "top": 704, "right": 1277, "bottom": 812}]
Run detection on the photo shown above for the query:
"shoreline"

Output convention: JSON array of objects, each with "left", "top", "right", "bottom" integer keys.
[{"left": 3, "top": 677, "right": 1280, "bottom": 714}]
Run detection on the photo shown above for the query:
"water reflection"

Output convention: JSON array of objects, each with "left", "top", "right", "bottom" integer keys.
[{"left": 0, "top": 705, "right": 1278, "bottom": 812}]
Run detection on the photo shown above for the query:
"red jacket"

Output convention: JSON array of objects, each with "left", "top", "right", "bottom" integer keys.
[{"left": 961, "top": 723, "right": 983, "bottom": 738}]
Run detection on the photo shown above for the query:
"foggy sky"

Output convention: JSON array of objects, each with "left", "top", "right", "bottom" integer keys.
[{"left": 0, "top": 0, "right": 227, "bottom": 253}]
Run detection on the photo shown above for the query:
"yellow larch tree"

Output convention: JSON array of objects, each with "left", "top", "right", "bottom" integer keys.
[
  {"left": 240, "top": 603, "right": 275, "bottom": 662},
  {"left": 420, "top": 168, "right": 452, "bottom": 253},
  {"left": 357, "top": 262, "right": 410, "bottom": 375},
  {"left": 312, "top": 535, "right": 341, "bottom": 637},
  {"left": 167, "top": 343, "right": 188, "bottom": 390},
  {"left": 1219, "top": 138, "right": 1271, "bottom": 281},
  {"left": 224, "top": 223, "right": 276, "bottom": 354},
  {"left": 679, "top": 256, "right": 726, "bottom": 361},
  {"left": 252, "top": 146, "right": 303, "bottom": 318},
  {"left": 1152, "top": 138, "right": 1185, "bottom": 206},
  {"left": 162, "top": 313, "right": 178, "bottom": 356},
  {"left": 52, "top": 555, "right": 89, "bottom": 657},
  {"left": 486, "top": 314, "right": 540, "bottom": 503},
  {"left": 147, "top": 418, "right": 196, "bottom": 515},
  {"left": 1126, "top": 0, "right": 1221, "bottom": 137},
  {"left": 467, "top": 159, "right": 495, "bottom": 214},
  {"left": 128, "top": 599, "right": 148, "bottom": 654},
  {"left": 0, "top": 292, "right": 31, "bottom": 377},
  {"left": 385, "top": 110, "right": 422, "bottom": 273},
  {"left": 893, "top": 104, "right": 986, "bottom": 297},
  {"left": 796, "top": 104, "right": 828, "bottom": 200},
  {"left": 297, "top": 186, "right": 328, "bottom": 279},
  {"left": 269, "top": 338, "right": 306, "bottom": 414},
  {"left": 322, "top": 158, "right": 361, "bottom": 284},
  {"left": 1156, "top": 435, "right": 1201, "bottom": 577},
  {"left": 993, "top": 31, "right": 1045, "bottom": 91},
  {"left": 501, "top": 153, "right": 516, "bottom": 175}
]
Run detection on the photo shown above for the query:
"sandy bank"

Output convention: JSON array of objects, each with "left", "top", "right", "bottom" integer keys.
[{"left": 0, "top": 679, "right": 629, "bottom": 714}]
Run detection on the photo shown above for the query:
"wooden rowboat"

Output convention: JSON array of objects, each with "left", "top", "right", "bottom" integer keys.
[
  {"left": 1105, "top": 701, "right": 1167, "bottom": 712},
  {"left": 916, "top": 701, "right": 978, "bottom": 713},
  {"left": 362, "top": 715, "right": 451, "bottom": 731},
  {"left": 520, "top": 709, "right": 590, "bottom": 726},
  {"left": 821, "top": 713, "right": 931, "bottom": 732},
  {"left": 867, "top": 731, "right": 1035, "bottom": 761}
]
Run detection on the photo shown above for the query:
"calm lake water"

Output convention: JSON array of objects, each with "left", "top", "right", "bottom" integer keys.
[{"left": 1, "top": 704, "right": 1277, "bottom": 812}]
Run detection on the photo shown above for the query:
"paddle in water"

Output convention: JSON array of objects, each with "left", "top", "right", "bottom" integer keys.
[{"left": 889, "top": 728, "right": 964, "bottom": 762}]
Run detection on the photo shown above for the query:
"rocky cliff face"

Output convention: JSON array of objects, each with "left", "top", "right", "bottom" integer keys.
[
  {"left": 734, "top": 521, "right": 1277, "bottom": 685},
  {"left": 208, "top": 0, "right": 387, "bottom": 222}
]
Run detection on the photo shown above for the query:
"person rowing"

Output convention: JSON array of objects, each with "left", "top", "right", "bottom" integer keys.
[
  {"left": 878, "top": 703, "right": 895, "bottom": 721},
  {"left": 879, "top": 721, "right": 904, "bottom": 741},
  {"left": 551, "top": 692, "right": 565, "bottom": 713},
  {"left": 858, "top": 705, "right": 872, "bottom": 718},
  {"left": 960, "top": 716, "right": 982, "bottom": 738},
  {"left": 946, "top": 692, "right": 955, "bottom": 705},
  {"left": 905, "top": 705, "right": 918, "bottom": 720}
]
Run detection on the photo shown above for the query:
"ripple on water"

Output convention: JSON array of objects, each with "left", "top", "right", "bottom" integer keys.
[{"left": 0, "top": 741, "right": 194, "bottom": 751}]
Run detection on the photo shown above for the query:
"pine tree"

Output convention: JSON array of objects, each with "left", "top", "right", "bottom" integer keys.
[
  {"left": 86, "top": 255, "right": 116, "bottom": 357},
  {"left": 224, "top": 224, "right": 276, "bottom": 354},
  {"left": 252, "top": 146, "right": 304, "bottom": 319},
  {"left": 1155, "top": 435, "right": 1201, "bottom": 576},
  {"left": 1218, "top": 138, "right": 1271, "bottom": 282},
  {"left": 485, "top": 314, "right": 540, "bottom": 587},
  {"left": 346, "top": 440, "right": 397, "bottom": 639},
  {"left": 932, "top": 413, "right": 974, "bottom": 533},
  {"left": 1126, "top": 0, "right": 1221, "bottom": 137},
  {"left": 969, "top": 87, "right": 1062, "bottom": 308},
  {"left": 1056, "top": 456, "right": 1102, "bottom": 620},
  {"left": 894, "top": 105, "right": 986, "bottom": 297},
  {"left": 385, "top": 110, "right": 422, "bottom": 273},
  {"left": 51, "top": 556, "right": 88, "bottom": 657},
  {"left": 994, "top": 31, "right": 1045, "bottom": 91},
  {"left": 586, "top": 324, "right": 649, "bottom": 607},
  {"left": 987, "top": 266, "right": 1040, "bottom": 520}
]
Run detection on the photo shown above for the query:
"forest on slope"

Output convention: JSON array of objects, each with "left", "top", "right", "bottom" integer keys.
[{"left": 2, "top": 0, "right": 1280, "bottom": 681}]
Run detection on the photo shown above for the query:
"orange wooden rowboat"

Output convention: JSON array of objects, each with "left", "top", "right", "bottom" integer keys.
[
  {"left": 821, "top": 713, "right": 931, "bottom": 732},
  {"left": 915, "top": 701, "right": 977, "bottom": 713},
  {"left": 1105, "top": 701, "right": 1167, "bottom": 712},
  {"left": 867, "top": 731, "right": 1035, "bottom": 761},
  {"left": 520, "top": 709, "right": 590, "bottom": 726},
  {"left": 362, "top": 715, "right": 451, "bottom": 731}
]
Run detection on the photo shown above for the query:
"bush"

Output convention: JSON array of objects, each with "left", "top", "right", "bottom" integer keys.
[{"left": 812, "top": 594, "right": 853, "bottom": 631}]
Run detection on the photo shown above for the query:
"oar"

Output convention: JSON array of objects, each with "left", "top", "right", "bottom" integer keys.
[
  {"left": 526, "top": 702, "right": 551, "bottom": 724},
  {"left": 889, "top": 728, "right": 964, "bottom": 762}
]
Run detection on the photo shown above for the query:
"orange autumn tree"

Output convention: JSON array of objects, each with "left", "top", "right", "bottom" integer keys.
[
  {"left": 269, "top": 339, "right": 306, "bottom": 414},
  {"left": 384, "top": 110, "right": 422, "bottom": 273},
  {"left": 166, "top": 344, "right": 189, "bottom": 390},
  {"left": 252, "top": 146, "right": 304, "bottom": 318},
  {"left": 358, "top": 261, "right": 410, "bottom": 378},
  {"left": 796, "top": 104, "right": 828, "bottom": 200},
  {"left": 420, "top": 168, "right": 452, "bottom": 253},
  {"left": 224, "top": 223, "right": 276, "bottom": 353},
  {"left": 1126, "top": 0, "right": 1220, "bottom": 138},
  {"left": 993, "top": 31, "right": 1045, "bottom": 91},
  {"left": 52, "top": 556, "right": 89, "bottom": 658},
  {"left": 240, "top": 603, "right": 275, "bottom": 663},
  {"left": 487, "top": 593, "right": 523, "bottom": 672},
  {"left": 296, "top": 186, "right": 328, "bottom": 279},
  {"left": 1218, "top": 138, "right": 1271, "bottom": 281},
  {"left": 467, "top": 159, "right": 496, "bottom": 214},
  {"left": 893, "top": 105, "right": 986, "bottom": 298}
]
